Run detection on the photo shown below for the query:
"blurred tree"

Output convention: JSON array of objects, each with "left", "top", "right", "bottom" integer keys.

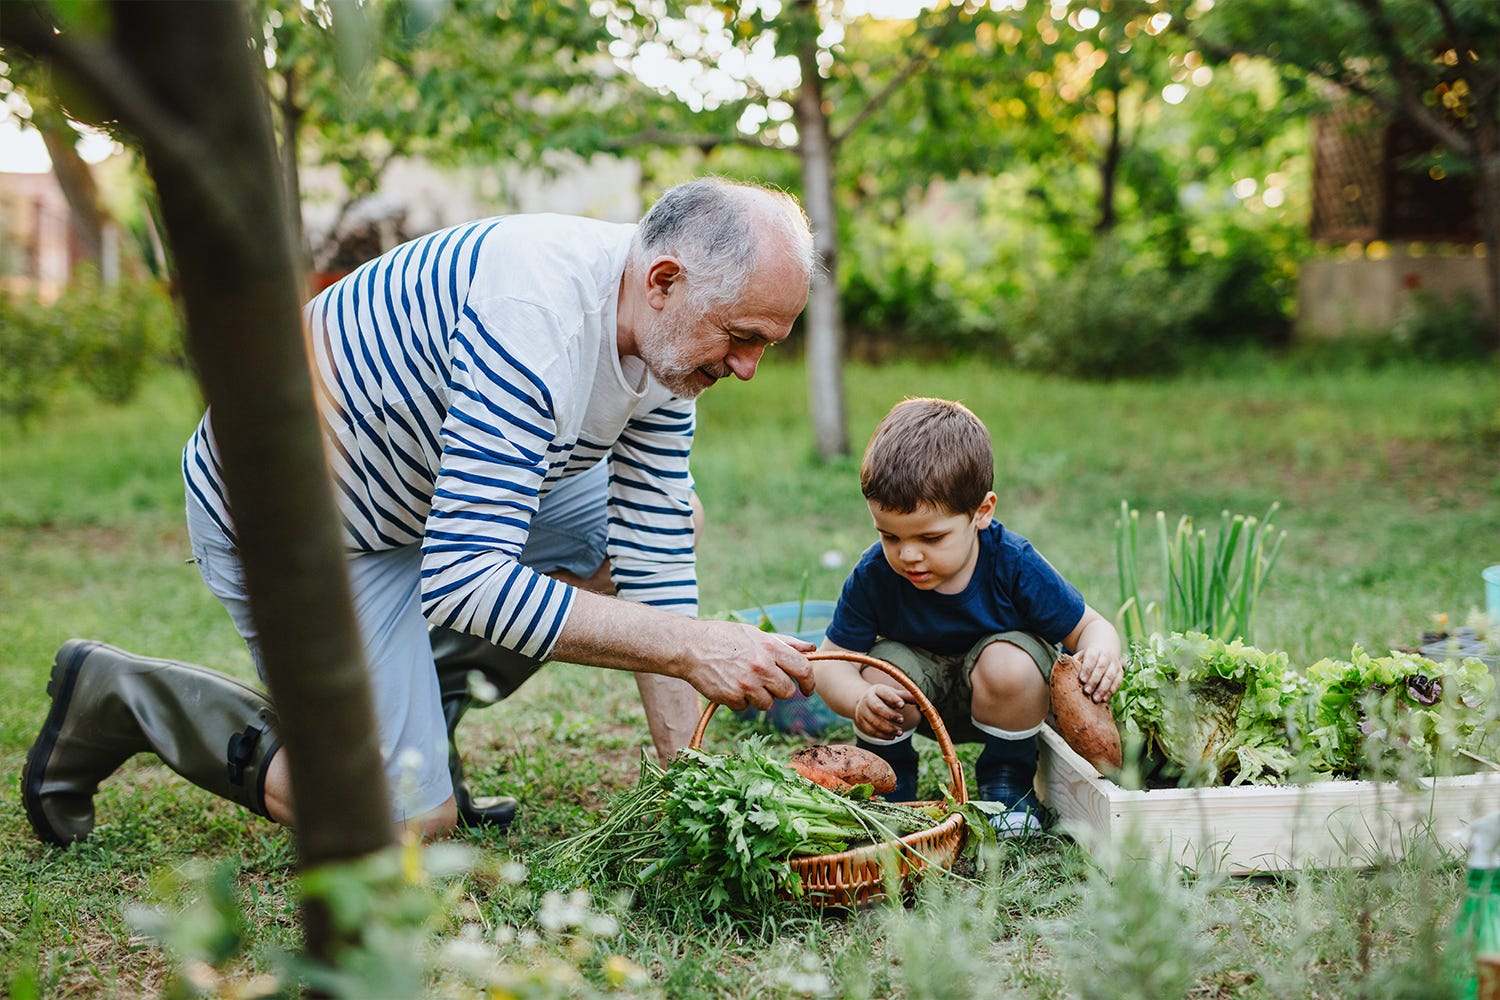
[
  {"left": 253, "top": 0, "right": 682, "bottom": 282},
  {"left": 0, "top": 52, "right": 134, "bottom": 279},
  {"left": 602, "top": 1, "right": 1017, "bottom": 458},
  {"left": 0, "top": 0, "right": 393, "bottom": 967},
  {"left": 1193, "top": 0, "right": 1500, "bottom": 341}
]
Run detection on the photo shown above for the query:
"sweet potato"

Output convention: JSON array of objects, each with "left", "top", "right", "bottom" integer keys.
[
  {"left": 1050, "top": 653, "right": 1124, "bottom": 772},
  {"left": 788, "top": 744, "right": 898, "bottom": 795},
  {"left": 788, "top": 760, "right": 855, "bottom": 792}
]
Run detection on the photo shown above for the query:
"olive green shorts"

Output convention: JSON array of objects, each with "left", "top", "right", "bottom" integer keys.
[{"left": 865, "top": 631, "right": 1059, "bottom": 746}]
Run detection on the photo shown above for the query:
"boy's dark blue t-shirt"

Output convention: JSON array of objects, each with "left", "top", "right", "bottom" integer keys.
[{"left": 824, "top": 521, "right": 1086, "bottom": 656}]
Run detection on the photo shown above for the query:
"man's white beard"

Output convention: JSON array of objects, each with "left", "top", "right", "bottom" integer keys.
[{"left": 638, "top": 305, "right": 730, "bottom": 399}]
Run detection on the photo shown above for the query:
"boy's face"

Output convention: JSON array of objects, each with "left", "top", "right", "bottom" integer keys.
[{"left": 868, "top": 493, "right": 996, "bottom": 595}]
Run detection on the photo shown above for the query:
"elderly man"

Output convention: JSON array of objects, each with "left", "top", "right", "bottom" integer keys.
[{"left": 23, "top": 177, "right": 817, "bottom": 844}]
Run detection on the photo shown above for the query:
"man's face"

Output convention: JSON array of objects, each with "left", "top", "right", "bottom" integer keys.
[{"left": 637, "top": 252, "right": 808, "bottom": 399}]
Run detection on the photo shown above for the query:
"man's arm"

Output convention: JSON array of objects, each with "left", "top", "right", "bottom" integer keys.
[{"left": 551, "top": 590, "right": 814, "bottom": 711}]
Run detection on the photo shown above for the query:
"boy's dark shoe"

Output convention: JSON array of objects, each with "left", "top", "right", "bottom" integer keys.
[
  {"left": 856, "top": 735, "right": 919, "bottom": 801},
  {"left": 976, "top": 730, "right": 1047, "bottom": 838}
]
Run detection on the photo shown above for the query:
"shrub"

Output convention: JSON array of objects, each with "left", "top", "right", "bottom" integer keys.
[
  {"left": 1392, "top": 289, "right": 1494, "bottom": 363},
  {"left": 1183, "top": 236, "right": 1295, "bottom": 350},
  {"left": 1006, "top": 234, "right": 1295, "bottom": 378},
  {"left": 1008, "top": 238, "right": 1211, "bottom": 378},
  {"left": 0, "top": 271, "right": 182, "bottom": 423}
]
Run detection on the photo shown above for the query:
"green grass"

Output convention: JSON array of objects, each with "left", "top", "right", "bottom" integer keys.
[{"left": 2, "top": 356, "right": 1498, "bottom": 997}]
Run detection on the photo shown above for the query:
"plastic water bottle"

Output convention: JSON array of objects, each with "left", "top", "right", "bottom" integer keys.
[{"left": 1453, "top": 813, "right": 1500, "bottom": 999}]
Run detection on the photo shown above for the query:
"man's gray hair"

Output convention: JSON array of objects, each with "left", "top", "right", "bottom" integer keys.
[{"left": 630, "top": 177, "right": 815, "bottom": 313}]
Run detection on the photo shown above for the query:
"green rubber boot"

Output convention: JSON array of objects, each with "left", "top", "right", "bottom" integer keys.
[
  {"left": 22, "top": 639, "right": 281, "bottom": 847},
  {"left": 430, "top": 627, "right": 547, "bottom": 831}
]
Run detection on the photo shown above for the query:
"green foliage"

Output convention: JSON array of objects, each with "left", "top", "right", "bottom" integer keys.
[
  {"left": 1115, "top": 631, "right": 1500, "bottom": 786},
  {"left": 840, "top": 249, "right": 984, "bottom": 358},
  {"left": 1048, "top": 847, "right": 1225, "bottom": 1000},
  {"left": 127, "top": 846, "right": 648, "bottom": 999},
  {"left": 1116, "top": 501, "right": 1286, "bottom": 647},
  {"left": 1002, "top": 231, "right": 1299, "bottom": 377},
  {"left": 1392, "top": 290, "right": 1495, "bottom": 363},
  {"left": 1007, "top": 237, "right": 1210, "bottom": 377},
  {"left": 0, "top": 273, "right": 182, "bottom": 423},
  {"left": 4, "top": 361, "right": 1499, "bottom": 994},
  {"left": 539, "top": 736, "right": 941, "bottom": 915},
  {"left": 1116, "top": 632, "right": 1309, "bottom": 786}
]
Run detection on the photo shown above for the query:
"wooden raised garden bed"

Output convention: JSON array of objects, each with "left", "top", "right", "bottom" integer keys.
[{"left": 1035, "top": 723, "right": 1500, "bottom": 875}]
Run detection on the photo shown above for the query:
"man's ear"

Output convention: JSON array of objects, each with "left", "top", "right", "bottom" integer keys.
[
  {"left": 644, "top": 256, "right": 684, "bottom": 310},
  {"left": 973, "top": 491, "right": 997, "bottom": 529}
]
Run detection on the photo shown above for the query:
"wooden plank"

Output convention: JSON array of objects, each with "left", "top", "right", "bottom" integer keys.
[{"left": 1034, "top": 724, "right": 1500, "bottom": 874}]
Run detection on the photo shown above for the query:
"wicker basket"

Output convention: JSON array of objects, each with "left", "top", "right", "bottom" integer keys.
[{"left": 689, "top": 651, "right": 968, "bottom": 907}]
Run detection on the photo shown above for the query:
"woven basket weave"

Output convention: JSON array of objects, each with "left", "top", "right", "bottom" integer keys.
[{"left": 689, "top": 651, "right": 968, "bottom": 907}]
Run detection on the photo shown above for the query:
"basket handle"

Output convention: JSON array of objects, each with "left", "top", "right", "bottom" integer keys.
[{"left": 688, "top": 650, "right": 968, "bottom": 805}]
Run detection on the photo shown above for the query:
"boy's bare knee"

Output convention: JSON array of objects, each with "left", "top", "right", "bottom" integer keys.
[
  {"left": 970, "top": 641, "right": 1050, "bottom": 724},
  {"left": 970, "top": 641, "right": 1042, "bottom": 692},
  {"left": 263, "top": 752, "right": 296, "bottom": 826}
]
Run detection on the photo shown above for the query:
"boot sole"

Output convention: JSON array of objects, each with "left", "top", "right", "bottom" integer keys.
[{"left": 21, "top": 639, "right": 101, "bottom": 847}]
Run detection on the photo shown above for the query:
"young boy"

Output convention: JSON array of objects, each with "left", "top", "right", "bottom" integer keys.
[{"left": 814, "top": 398, "right": 1123, "bottom": 836}]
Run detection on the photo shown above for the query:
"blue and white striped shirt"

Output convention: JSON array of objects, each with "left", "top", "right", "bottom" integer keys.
[{"left": 183, "top": 214, "right": 698, "bottom": 659}]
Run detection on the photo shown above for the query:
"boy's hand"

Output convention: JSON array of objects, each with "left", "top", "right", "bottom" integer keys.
[
  {"left": 854, "top": 684, "right": 908, "bottom": 740},
  {"left": 1072, "top": 647, "right": 1123, "bottom": 703}
]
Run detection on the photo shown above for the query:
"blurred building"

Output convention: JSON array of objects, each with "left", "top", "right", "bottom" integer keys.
[
  {"left": 0, "top": 170, "right": 82, "bottom": 303},
  {"left": 1298, "top": 97, "right": 1490, "bottom": 335}
]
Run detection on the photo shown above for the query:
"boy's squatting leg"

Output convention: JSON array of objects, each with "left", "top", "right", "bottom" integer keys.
[{"left": 969, "top": 641, "right": 1048, "bottom": 831}]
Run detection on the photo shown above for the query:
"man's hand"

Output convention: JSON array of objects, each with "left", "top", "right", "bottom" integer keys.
[
  {"left": 552, "top": 592, "right": 814, "bottom": 710},
  {"left": 675, "top": 619, "right": 814, "bottom": 711}
]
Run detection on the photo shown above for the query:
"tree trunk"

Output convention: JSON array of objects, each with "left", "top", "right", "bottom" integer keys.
[
  {"left": 795, "top": 33, "right": 849, "bottom": 460},
  {"left": 1097, "top": 86, "right": 1120, "bottom": 233},
  {"left": 0, "top": 0, "right": 400, "bottom": 966},
  {"left": 1473, "top": 127, "right": 1500, "bottom": 349},
  {"left": 38, "top": 121, "right": 105, "bottom": 271},
  {"left": 277, "top": 62, "right": 314, "bottom": 298}
]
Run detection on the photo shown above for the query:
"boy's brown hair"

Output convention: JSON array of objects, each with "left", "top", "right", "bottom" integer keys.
[{"left": 860, "top": 397, "right": 993, "bottom": 515}]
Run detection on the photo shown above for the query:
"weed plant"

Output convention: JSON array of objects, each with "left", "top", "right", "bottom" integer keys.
[{"left": 1, "top": 356, "right": 1497, "bottom": 996}]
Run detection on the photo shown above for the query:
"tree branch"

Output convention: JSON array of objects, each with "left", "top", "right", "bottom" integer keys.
[
  {"left": 600, "top": 127, "right": 778, "bottom": 154},
  {"left": 829, "top": 3, "right": 966, "bottom": 150},
  {"left": 1186, "top": 8, "right": 1475, "bottom": 157},
  {"left": 0, "top": 1, "right": 255, "bottom": 236}
]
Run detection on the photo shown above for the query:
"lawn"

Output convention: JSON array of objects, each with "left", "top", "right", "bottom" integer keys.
[{"left": 1, "top": 355, "right": 1497, "bottom": 997}]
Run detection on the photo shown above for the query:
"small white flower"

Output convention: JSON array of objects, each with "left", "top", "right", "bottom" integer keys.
[
  {"left": 820, "top": 549, "right": 845, "bottom": 569},
  {"left": 586, "top": 913, "right": 620, "bottom": 937},
  {"left": 467, "top": 669, "right": 501, "bottom": 704},
  {"left": 439, "top": 936, "right": 500, "bottom": 978}
]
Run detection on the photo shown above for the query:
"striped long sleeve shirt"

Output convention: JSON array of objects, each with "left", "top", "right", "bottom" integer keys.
[{"left": 183, "top": 214, "right": 698, "bottom": 659}]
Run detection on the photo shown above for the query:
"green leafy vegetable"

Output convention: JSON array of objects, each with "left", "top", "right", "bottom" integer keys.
[
  {"left": 537, "top": 736, "right": 943, "bottom": 913},
  {"left": 1114, "top": 632, "right": 1500, "bottom": 786}
]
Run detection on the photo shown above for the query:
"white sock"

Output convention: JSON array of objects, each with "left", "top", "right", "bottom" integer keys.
[
  {"left": 970, "top": 716, "right": 1042, "bottom": 741},
  {"left": 854, "top": 725, "right": 915, "bottom": 747}
]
